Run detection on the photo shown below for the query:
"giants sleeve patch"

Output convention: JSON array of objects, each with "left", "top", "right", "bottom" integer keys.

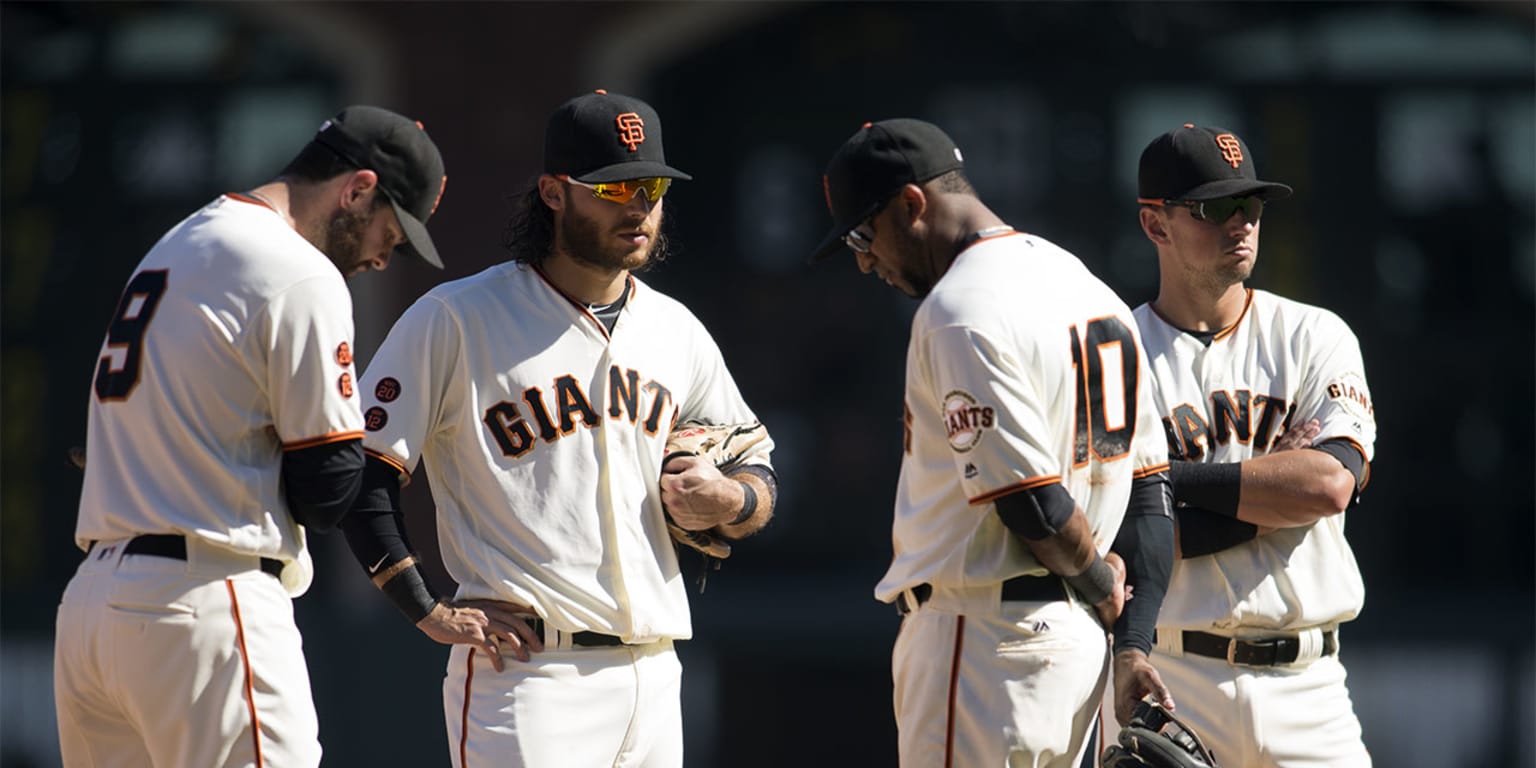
[
  {"left": 943, "top": 390, "right": 995, "bottom": 453},
  {"left": 1326, "top": 372, "right": 1374, "bottom": 422}
]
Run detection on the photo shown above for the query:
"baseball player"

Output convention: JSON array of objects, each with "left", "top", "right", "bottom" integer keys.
[
  {"left": 54, "top": 106, "right": 447, "bottom": 767},
  {"left": 1123, "top": 124, "right": 1376, "bottom": 766},
  {"left": 810, "top": 118, "right": 1175, "bottom": 767},
  {"left": 337, "top": 90, "right": 778, "bottom": 768}
]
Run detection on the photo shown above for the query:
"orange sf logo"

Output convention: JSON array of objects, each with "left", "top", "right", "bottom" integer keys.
[
  {"left": 1215, "top": 134, "right": 1244, "bottom": 169},
  {"left": 615, "top": 113, "right": 646, "bottom": 151}
]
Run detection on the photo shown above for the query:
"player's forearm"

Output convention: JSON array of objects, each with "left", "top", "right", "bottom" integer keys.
[
  {"left": 1236, "top": 451, "right": 1356, "bottom": 527},
  {"left": 339, "top": 456, "right": 442, "bottom": 622},
  {"left": 1111, "top": 472, "right": 1174, "bottom": 654},
  {"left": 717, "top": 465, "right": 776, "bottom": 538},
  {"left": 1022, "top": 512, "right": 1099, "bottom": 578}
]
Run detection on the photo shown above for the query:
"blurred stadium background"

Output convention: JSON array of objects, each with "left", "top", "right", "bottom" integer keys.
[{"left": 3, "top": 2, "right": 1532, "bottom": 766}]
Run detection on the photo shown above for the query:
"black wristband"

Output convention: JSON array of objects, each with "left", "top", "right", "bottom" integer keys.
[
  {"left": 1066, "top": 554, "right": 1115, "bottom": 605},
  {"left": 379, "top": 564, "right": 439, "bottom": 624},
  {"left": 1168, "top": 460, "right": 1242, "bottom": 517},
  {"left": 729, "top": 480, "right": 757, "bottom": 526}
]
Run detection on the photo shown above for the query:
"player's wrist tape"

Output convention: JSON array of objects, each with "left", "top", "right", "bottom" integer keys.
[
  {"left": 729, "top": 480, "right": 757, "bottom": 526},
  {"left": 1168, "top": 461, "right": 1241, "bottom": 517},
  {"left": 379, "top": 563, "right": 439, "bottom": 624},
  {"left": 1066, "top": 554, "right": 1115, "bottom": 606}
]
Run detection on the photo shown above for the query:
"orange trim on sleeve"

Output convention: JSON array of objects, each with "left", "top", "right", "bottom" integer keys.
[
  {"left": 226, "top": 579, "right": 266, "bottom": 768},
  {"left": 969, "top": 475, "right": 1061, "bottom": 506},
  {"left": 363, "top": 448, "right": 409, "bottom": 478},
  {"left": 282, "top": 431, "right": 364, "bottom": 451},
  {"left": 1329, "top": 436, "right": 1373, "bottom": 490},
  {"left": 1133, "top": 462, "right": 1171, "bottom": 479}
]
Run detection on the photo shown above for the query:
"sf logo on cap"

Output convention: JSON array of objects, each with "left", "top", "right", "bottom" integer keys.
[
  {"left": 1215, "top": 134, "right": 1244, "bottom": 169},
  {"left": 615, "top": 113, "right": 646, "bottom": 152}
]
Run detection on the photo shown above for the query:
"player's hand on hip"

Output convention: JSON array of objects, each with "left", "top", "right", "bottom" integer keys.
[
  {"left": 1111, "top": 648, "right": 1175, "bottom": 728},
  {"left": 415, "top": 599, "right": 543, "bottom": 672},
  {"left": 1270, "top": 417, "right": 1321, "bottom": 452},
  {"left": 1093, "top": 551, "right": 1128, "bottom": 629},
  {"left": 659, "top": 455, "right": 741, "bottom": 531}
]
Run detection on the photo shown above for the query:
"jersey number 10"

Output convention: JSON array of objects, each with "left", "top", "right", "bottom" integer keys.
[
  {"left": 94, "top": 270, "right": 168, "bottom": 401},
  {"left": 1068, "top": 317, "right": 1138, "bottom": 464}
]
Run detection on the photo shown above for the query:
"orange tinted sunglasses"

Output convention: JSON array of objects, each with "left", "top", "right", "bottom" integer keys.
[{"left": 559, "top": 175, "right": 671, "bottom": 205}]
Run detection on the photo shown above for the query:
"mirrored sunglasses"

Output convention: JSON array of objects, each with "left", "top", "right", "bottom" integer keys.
[
  {"left": 560, "top": 175, "right": 671, "bottom": 205},
  {"left": 1139, "top": 196, "right": 1263, "bottom": 225},
  {"left": 843, "top": 228, "right": 874, "bottom": 254}
]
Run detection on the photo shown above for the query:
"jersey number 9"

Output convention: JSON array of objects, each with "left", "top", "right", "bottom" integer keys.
[{"left": 94, "top": 270, "right": 168, "bottom": 402}]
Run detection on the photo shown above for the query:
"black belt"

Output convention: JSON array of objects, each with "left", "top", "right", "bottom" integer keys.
[
  {"left": 91, "top": 534, "right": 283, "bottom": 579},
  {"left": 527, "top": 617, "right": 625, "bottom": 648},
  {"left": 896, "top": 574, "right": 1067, "bottom": 616},
  {"left": 1179, "top": 629, "right": 1337, "bottom": 666}
]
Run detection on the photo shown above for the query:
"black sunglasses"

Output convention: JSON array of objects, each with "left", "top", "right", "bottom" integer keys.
[{"left": 1139, "top": 196, "right": 1263, "bottom": 225}]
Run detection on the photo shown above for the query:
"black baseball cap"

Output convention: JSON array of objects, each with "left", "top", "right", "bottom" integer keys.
[
  {"left": 809, "top": 118, "right": 965, "bottom": 263},
  {"left": 544, "top": 90, "right": 692, "bottom": 183},
  {"left": 315, "top": 105, "right": 448, "bottom": 268},
  {"left": 1137, "top": 124, "right": 1292, "bottom": 203}
]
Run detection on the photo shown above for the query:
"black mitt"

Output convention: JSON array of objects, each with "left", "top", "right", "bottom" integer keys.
[{"left": 1102, "top": 700, "right": 1219, "bottom": 768}]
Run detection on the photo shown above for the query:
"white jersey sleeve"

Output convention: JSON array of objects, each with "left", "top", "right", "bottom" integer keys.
[
  {"left": 922, "top": 324, "right": 1062, "bottom": 501},
  {"left": 261, "top": 274, "right": 364, "bottom": 449}
]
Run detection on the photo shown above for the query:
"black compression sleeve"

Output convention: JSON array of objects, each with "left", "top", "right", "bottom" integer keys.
[
  {"left": 339, "top": 456, "right": 439, "bottom": 621},
  {"left": 1167, "top": 460, "right": 1241, "bottom": 517},
  {"left": 1310, "top": 438, "right": 1367, "bottom": 489},
  {"left": 1111, "top": 472, "right": 1175, "bottom": 655},
  {"left": 1176, "top": 505, "right": 1259, "bottom": 558},
  {"left": 281, "top": 438, "right": 365, "bottom": 531}
]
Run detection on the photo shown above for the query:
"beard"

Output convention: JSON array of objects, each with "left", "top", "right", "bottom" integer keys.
[
  {"left": 322, "top": 205, "right": 372, "bottom": 276},
  {"left": 559, "top": 205, "right": 667, "bottom": 273}
]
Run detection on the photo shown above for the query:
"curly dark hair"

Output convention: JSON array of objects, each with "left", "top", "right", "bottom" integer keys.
[
  {"left": 501, "top": 185, "right": 555, "bottom": 266},
  {"left": 500, "top": 179, "right": 672, "bottom": 269}
]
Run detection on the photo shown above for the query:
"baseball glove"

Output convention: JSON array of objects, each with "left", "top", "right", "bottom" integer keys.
[
  {"left": 661, "top": 419, "right": 767, "bottom": 570},
  {"left": 1102, "top": 700, "right": 1219, "bottom": 768}
]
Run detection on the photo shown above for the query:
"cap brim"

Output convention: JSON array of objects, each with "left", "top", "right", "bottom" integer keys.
[
  {"left": 807, "top": 198, "right": 885, "bottom": 264},
  {"left": 1184, "top": 179, "right": 1293, "bottom": 201},
  {"left": 576, "top": 162, "right": 693, "bottom": 183},
  {"left": 390, "top": 199, "right": 443, "bottom": 269}
]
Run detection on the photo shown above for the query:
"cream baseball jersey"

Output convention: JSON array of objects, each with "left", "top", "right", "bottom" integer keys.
[
  {"left": 357, "top": 261, "right": 771, "bottom": 642},
  {"left": 874, "top": 232, "right": 1168, "bottom": 604},
  {"left": 75, "top": 194, "right": 362, "bottom": 595},
  {"left": 1134, "top": 288, "right": 1376, "bottom": 631}
]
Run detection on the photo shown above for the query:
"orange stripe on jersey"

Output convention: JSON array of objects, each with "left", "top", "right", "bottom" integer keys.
[
  {"left": 459, "top": 649, "right": 476, "bottom": 768},
  {"left": 363, "top": 448, "right": 409, "bottom": 478},
  {"left": 1331, "top": 436, "right": 1373, "bottom": 490},
  {"left": 968, "top": 475, "right": 1061, "bottom": 506},
  {"left": 226, "top": 192, "right": 271, "bottom": 211},
  {"left": 1133, "top": 462, "right": 1170, "bottom": 479},
  {"left": 282, "top": 431, "right": 364, "bottom": 451},
  {"left": 1212, "top": 288, "right": 1255, "bottom": 342},
  {"left": 226, "top": 579, "right": 266, "bottom": 768},
  {"left": 530, "top": 264, "right": 619, "bottom": 342},
  {"left": 943, "top": 617, "right": 966, "bottom": 768}
]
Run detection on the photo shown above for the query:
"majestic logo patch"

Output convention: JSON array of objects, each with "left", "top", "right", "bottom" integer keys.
[
  {"left": 364, "top": 406, "right": 389, "bottom": 432},
  {"left": 335, "top": 342, "right": 353, "bottom": 366},
  {"left": 943, "top": 390, "right": 995, "bottom": 453},
  {"left": 375, "top": 377, "right": 401, "bottom": 403},
  {"left": 338, "top": 372, "right": 354, "bottom": 398},
  {"left": 1215, "top": 134, "right": 1244, "bottom": 169},
  {"left": 1326, "top": 372, "right": 1375, "bottom": 422},
  {"left": 615, "top": 112, "right": 646, "bottom": 152}
]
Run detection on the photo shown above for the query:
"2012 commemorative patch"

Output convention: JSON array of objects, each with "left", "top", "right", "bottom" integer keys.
[{"left": 943, "top": 390, "right": 995, "bottom": 452}]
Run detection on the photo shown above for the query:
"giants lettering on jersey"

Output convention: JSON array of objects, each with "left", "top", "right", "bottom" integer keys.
[
  {"left": 1161, "top": 390, "right": 1293, "bottom": 461},
  {"left": 481, "top": 366, "right": 673, "bottom": 459}
]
